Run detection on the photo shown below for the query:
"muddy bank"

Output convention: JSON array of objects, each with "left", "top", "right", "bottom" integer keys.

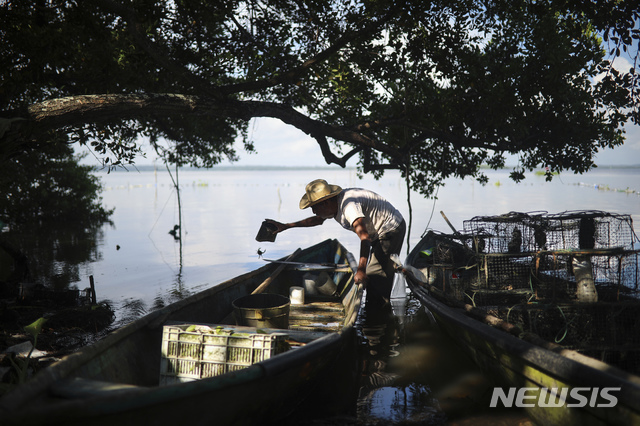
[{"left": 0, "top": 298, "right": 114, "bottom": 391}]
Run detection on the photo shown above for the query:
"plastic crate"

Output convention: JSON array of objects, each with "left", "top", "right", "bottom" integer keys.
[{"left": 160, "top": 324, "right": 289, "bottom": 385}]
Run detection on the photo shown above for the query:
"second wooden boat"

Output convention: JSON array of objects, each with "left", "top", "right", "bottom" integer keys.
[{"left": 404, "top": 211, "right": 640, "bottom": 425}]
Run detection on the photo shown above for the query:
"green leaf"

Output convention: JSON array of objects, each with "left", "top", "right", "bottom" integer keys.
[{"left": 24, "top": 318, "right": 48, "bottom": 338}]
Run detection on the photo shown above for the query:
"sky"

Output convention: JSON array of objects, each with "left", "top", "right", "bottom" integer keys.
[{"left": 595, "top": 122, "right": 640, "bottom": 166}]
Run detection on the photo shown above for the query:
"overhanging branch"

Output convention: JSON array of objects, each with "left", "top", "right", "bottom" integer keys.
[{"left": 1, "top": 93, "right": 405, "bottom": 165}]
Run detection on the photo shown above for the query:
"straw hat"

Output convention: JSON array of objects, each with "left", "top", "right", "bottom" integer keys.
[{"left": 299, "top": 179, "right": 343, "bottom": 209}]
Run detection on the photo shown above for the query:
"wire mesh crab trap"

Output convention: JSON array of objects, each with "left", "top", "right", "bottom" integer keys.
[
  {"left": 460, "top": 210, "right": 639, "bottom": 299},
  {"left": 416, "top": 210, "right": 640, "bottom": 374}
]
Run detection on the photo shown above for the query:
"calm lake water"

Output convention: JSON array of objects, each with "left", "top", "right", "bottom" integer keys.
[
  {"left": 87, "top": 165, "right": 640, "bottom": 319},
  {"left": 48, "top": 166, "right": 640, "bottom": 424}
]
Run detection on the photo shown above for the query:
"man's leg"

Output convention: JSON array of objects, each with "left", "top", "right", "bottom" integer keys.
[{"left": 366, "top": 221, "right": 406, "bottom": 301}]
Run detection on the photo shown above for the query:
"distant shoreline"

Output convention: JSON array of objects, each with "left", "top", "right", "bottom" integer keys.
[
  {"left": 94, "top": 163, "right": 640, "bottom": 173},
  {"left": 94, "top": 164, "right": 356, "bottom": 172}
]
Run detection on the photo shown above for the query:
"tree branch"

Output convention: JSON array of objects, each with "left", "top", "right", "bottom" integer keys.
[{"left": 1, "top": 94, "right": 404, "bottom": 166}]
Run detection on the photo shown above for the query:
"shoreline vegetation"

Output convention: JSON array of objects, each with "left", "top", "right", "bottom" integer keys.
[
  {"left": 97, "top": 164, "right": 640, "bottom": 173},
  {"left": 571, "top": 181, "right": 640, "bottom": 196}
]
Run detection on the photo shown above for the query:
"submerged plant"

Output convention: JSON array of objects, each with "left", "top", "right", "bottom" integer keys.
[{"left": 3, "top": 317, "right": 48, "bottom": 390}]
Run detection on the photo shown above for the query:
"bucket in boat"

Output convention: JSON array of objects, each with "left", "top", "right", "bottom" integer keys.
[
  {"left": 232, "top": 293, "right": 290, "bottom": 329},
  {"left": 255, "top": 220, "right": 278, "bottom": 242},
  {"left": 303, "top": 271, "right": 337, "bottom": 296}
]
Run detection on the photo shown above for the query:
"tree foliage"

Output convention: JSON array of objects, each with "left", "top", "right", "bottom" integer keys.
[{"left": 1, "top": 0, "right": 638, "bottom": 196}]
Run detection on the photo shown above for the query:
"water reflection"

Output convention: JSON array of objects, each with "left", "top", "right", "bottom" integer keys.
[
  {"left": 111, "top": 270, "right": 193, "bottom": 328},
  {"left": 1, "top": 222, "right": 104, "bottom": 295},
  {"left": 354, "top": 295, "right": 532, "bottom": 425},
  {"left": 0, "top": 213, "right": 197, "bottom": 332},
  {"left": 167, "top": 264, "right": 191, "bottom": 302},
  {"left": 114, "top": 298, "right": 148, "bottom": 327},
  {"left": 357, "top": 298, "right": 446, "bottom": 424}
]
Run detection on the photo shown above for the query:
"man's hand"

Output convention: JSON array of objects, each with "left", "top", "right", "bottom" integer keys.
[
  {"left": 354, "top": 269, "right": 368, "bottom": 288},
  {"left": 264, "top": 219, "right": 287, "bottom": 233}
]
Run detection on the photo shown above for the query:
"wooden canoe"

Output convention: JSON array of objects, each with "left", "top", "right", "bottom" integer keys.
[
  {"left": 405, "top": 228, "right": 640, "bottom": 425},
  {"left": 0, "top": 239, "right": 363, "bottom": 426}
]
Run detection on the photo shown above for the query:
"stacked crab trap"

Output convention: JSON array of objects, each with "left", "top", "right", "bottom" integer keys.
[{"left": 415, "top": 210, "right": 640, "bottom": 374}]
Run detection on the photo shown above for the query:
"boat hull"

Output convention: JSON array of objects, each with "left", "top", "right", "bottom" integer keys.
[{"left": 1, "top": 239, "right": 363, "bottom": 425}]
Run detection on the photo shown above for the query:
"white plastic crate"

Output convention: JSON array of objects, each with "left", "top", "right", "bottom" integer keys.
[{"left": 160, "top": 324, "right": 289, "bottom": 385}]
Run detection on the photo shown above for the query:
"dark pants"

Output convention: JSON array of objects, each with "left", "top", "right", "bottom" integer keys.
[{"left": 366, "top": 220, "right": 406, "bottom": 302}]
